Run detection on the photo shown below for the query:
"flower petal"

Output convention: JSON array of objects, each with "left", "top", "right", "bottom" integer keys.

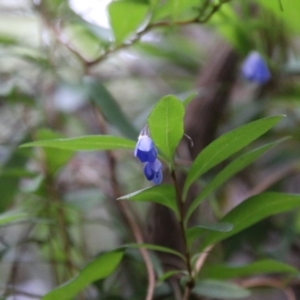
[
  {"left": 143, "top": 162, "right": 154, "bottom": 180},
  {"left": 138, "top": 136, "right": 154, "bottom": 151},
  {"left": 153, "top": 169, "right": 163, "bottom": 185},
  {"left": 150, "top": 159, "right": 162, "bottom": 172},
  {"left": 241, "top": 51, "right": 271, "bottom": 84}
]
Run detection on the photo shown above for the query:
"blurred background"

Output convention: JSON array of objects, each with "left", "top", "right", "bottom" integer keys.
[{"left": 1, "top": 0, "right": 300, "bottom": 299}]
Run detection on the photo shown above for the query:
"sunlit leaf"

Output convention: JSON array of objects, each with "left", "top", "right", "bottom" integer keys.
[
  {"left": 148, "top": 95, "right": 185, "bottom": 163},
  {"left": 42, "top": 250, "right": 124, "bottom": 300},
  {"left": 108, "top": 0, "right": 148, "bottom": 45},
  {"left": 260, "top": 0, "right": 300, "bottom": 34},
  {"left": 183, "top": 116, "right": 284, "bottom": 198},
  {"left": 20, "top": 135, "right": 135, "bottom": 151}
]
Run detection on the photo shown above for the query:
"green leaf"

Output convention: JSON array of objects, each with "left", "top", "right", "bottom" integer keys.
[
  {"left": 42, "top": 250, "right": 124, "bottom": 300},
  {"left": 0, "top": 143, "right": 31, "bottom": 212},
  {"left": 200, "top": 259, "right": 298, "bottom": 280},
  {"left": 260, "top": 0, "right": 300, "bottom": 34},
  {"left": 208, "top": 4, "right": 249, "bottom": 54},
  {"left": 86, "top": 79, "right": 138, "bottom": 139},
  {"left": 200, "top": 192, "right": 300, "bottom": 250},
  {"left": 193, "top": 280, "right": 250, "bottom": 299},
  {"left": 35, "top": 129, "right": 73, "bottom": 174},
  {"left": 0, "top": 211, "right": 28, "bottom": 226},
  {"left": 118, "top": 184, "right": 178, "bottom": 217},
  {"left": 20, "top": 135, "right": 135, "bottom": 151},
  {"left": 152, "top": 0, "right": 199, "bottom": 22},
  {"left": 124, "top": 243, "right": 185, "bottom": 261},
  {"left": 183, "top": 115, "right": 284, "bottom": 198},
  {"left": 148, "top": 95, "right": 185, "bottom": 163},
  {"left": 186, "top": 222, "right": 233, "bottom": 247},
  {"left": 185, "top": 138, "right": 288, "bottom": 222},
  {"left": 158, "top": 270, "right": 184, "bottom": 282},
  {"left": 108, "top": 0, "right": 148, "bottom": 45}
]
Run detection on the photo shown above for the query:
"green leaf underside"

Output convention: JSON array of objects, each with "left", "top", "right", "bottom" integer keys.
[
  {"left": 200, "top": 259, "right": 298, "bottom": 280},
  {"left": 118, "top": 184, "right": 178, "bottom": 217},
  {"left": 42, "top": 250, "right": 124, "bottom": 300},
  {"left": 124, "top": 243, "right": 185, "bottom": 261},
  {"left": 200, "top": 192, "right": 300, "bottom": 251},
  {"left": 148, "top": 95, "right": 185, "bottom": 162},
  {"left": 108, "top": 1, "right": 148, "bottom": 45},
  {"left": 0, "top": 211, "right": 28, "bottom": 226},
  {"left": 186, "top": 222, "right": 233, "bottom": 247},
  {"left": 185, "top": 137, "right": 288, "bottom": 222},
  {"left": 20, "top": 135, "right": 135, "bottom": 151},
  {"left": 193, "top": 280, "right": 250, "bottom": 299},
  {"left": 183, "top": 115, "right": 284, "bottom": 198}
]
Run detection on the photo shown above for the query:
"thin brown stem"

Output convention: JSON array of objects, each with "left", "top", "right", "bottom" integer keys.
[
  {"left": 171, "top": 169, "right": 194, "bottom": 296},
  {"left": 41, "top": 0, "right": 231, "bottom": 68},
  {"left": 239, "top": 277, "right": 296, "bottom": 300}
]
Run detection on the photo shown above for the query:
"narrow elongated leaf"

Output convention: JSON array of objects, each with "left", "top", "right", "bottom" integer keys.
[
  {"left": 124, "top": 243, "right": 185, "bottom": 261},
  {"left": 185, "top": 138, "right": 288, "bottom": 222},
  {"left": 20, "top": 135, "right": 135, "bottom": 151},
  {"left": 186, "top": 222, "right": 233, "bottom": 247},
  {"left": 0, "top": 211, "right": 28, "bottom": 226},
  {"left": 118, "top": 185, "right": 178, "bottom": 217},
  {"left": 158, "top": 270, "right": 184, "bottom": 282},
  {"left": 200, "top": 192, "right": 300, "bottom": 251},
  {"left": 86, "top": 79, "right": 138, "bottom": 139},
  {"left": 42, "top": 250, "right": 124, "bottom": 300},
  {"left": 148, "top": 95, "right": 185, "bottom": 162},
  {"left": 108, "top": 1, "right": 148, "bottom": 44},
  {"left": 193, "top": 280, "right": 250, "bottom": 299},
  {"left": 183, "top": 115, "right": 284, "bottom": 198},
  {"left": 35, "top": 129, "right": 73, "bottom": 174},
  {"left": 200, "top": 259, "right": 298, "bottom": 280}
]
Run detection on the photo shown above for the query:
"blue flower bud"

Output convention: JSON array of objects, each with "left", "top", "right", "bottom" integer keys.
[
  {"left": 143, "top": 159, "right": 163, "bottom": 185},
  {"left": 134, "top": 135, "right": 157, "bottom": 163},
  {"left": 241, "top": 51, "right": 271, "bottom": 84}
]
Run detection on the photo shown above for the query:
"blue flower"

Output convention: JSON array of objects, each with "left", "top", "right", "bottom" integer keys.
[
  {"left": 241, "top": 51, "right": 271, "bottom": 84},
  {"left": 143, "top": 159, "right": 163, "bottom": 185},
  {"left": 134, "top": 131, "right": 163, "bottom": 185},
  {"left": 134, "top": 135, "right": 157, "bottom": 163}
]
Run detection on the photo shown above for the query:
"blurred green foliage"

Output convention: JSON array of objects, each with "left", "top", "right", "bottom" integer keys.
[{"left": 1, "top": 0, "right": 300, "bottom": 299}]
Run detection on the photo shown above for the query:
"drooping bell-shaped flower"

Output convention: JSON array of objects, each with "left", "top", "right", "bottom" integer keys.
[
  {"left": 241, "top": 51, "right": 271, "bottom": 84},
  {"left": 134, "top": 135, "right": 157, "bottom": 163},
  {"left": 143, "top": 159, "right": 163, "bottom": 185}
]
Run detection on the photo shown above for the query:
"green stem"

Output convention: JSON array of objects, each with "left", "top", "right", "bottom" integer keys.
[{"left": 171, "top": 169, "right": 194, "bottom": 295}]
